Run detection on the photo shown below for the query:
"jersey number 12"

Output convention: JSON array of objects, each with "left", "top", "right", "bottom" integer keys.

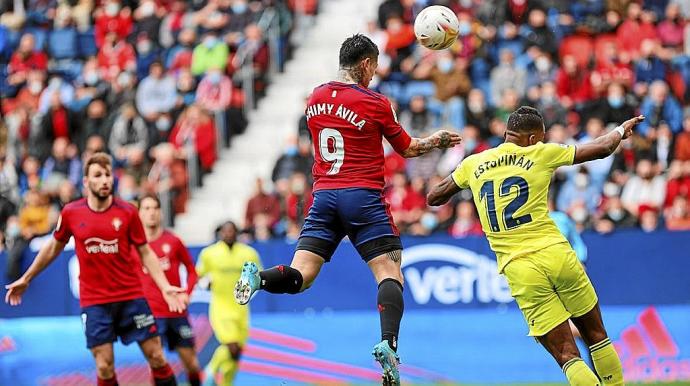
[
  {"left": 319, "top": 128, "right": 345, "bottom": 175},
  {"left": 479, "top": 176, "right": 533, "bottom": 232}
]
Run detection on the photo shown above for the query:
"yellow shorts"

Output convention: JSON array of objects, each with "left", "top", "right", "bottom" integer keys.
[
  {"left": 210, "top": 307, "right": 249, "bottom": 345},
  {"left": 503, "top": 242, "right": 598, "bottom": 337}
]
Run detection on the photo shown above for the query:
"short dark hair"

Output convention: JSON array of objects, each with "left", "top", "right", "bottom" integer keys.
[
  {"left": 339, "top": 34, "right": 379, "bottom": 68},
  {"left": 138, "top": 194, "right": 161, "bottom": 209},
  {"left": 507, "top": 106, "right": 545, "bottom": 133},
  {"left": 83, "top": 152, "right": 112, "bottom": 176}
]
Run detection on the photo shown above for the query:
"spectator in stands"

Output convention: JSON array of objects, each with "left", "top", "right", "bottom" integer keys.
[
  {"left": 0, "top": 152, "right": 19, "bottom": 231},
  {"left": 196, "top": 68, "right": 233, "bottom": 113},
  {"left": 399, "top": 95, "right": 433, "bottom": 137},
  {"left": 271, "top": 136, "right": 313, "bottom": 183},
  {"left": 79, "top": 99, "right": 112, "bottom": 152},
  {"left": 135, "top": 33, "right": 162, "bottom": 82},
  {"left": 6, "top": 189, "right": 53, "bottom": 281},
  {"left": 638, "top": 80, "right": 684, "bottom": 136},
  {"left": 536, "top": 81, "right": 567, "bottom": 128},
  {"left": 35, "top": 93, "right": 80, "bottom": 161},
  {"left": 8, "top": 33, "right": 47, "bottom": 90},
  {"left": 635, "top": 39, "right": 668, "bottom": 85},
  {"left": 147, "top": 142, "right": 188, "bottom": 215},
  {"left": 244, "top": 178, "right": 281, "bottom": 232},
  {"left": 664, "top": 160, "right": 690, "bottom": 207},
  {"left": 117, "top": 173, "right": 140, "bottom": 202},
  {"left": 383, "top": 15, "right": 416, "bottom": 72},
  {"left": 449, "top": 200, "right": 483, "bottom": 238},
  {"left": 595, "top": 194, "right": 637, "bottom": 234},
  {"left": 674, "top": 116, "right": 690, "bottom": 161},
  {"left": 191, "top": 32, "right": 229, "bottom": 76},
  {"left": 495, "top": 88, "right": 521, "bottom": 122},
  {"left": 41, "top": 137, "right": 81, "bottom": 189},
  {"left": 520, "top": 8, "right": 558, "bottom": 58},
  {"left": 526, "top": 52, "right": 557, "bottom": 90},
  {"left": 165, "top": 28, "right": 196, "bottom": 73},
  {"left": 638, "top": 204, "right": 660, "bottom": 232},
  {"left": 386, "top": 172, "right": 424, "bottom": 231},
  {"left": 230, "top": 23, "right": 270, "bottom": 101},
  {"left": 132, "top": 0, "right": 162, "bottom": 46},
  {"left": 136, "top": 61, "right": 177, "bottom": 124},
  {"left": 5, "top": 70, "right": 43, "bottom": 115},
  {"left": 284, "top": 172, "right": 312, "bottom": 226},
  {"left": 169, "top": 104, "right": 217, "bottom": 174},
  {"left": 77, "top": 58, "right": 110, "bottom": 107},
  {"left": 97, "top": 31, "right": 136, "bottom": 82},
  {"left": 592, "top": 41, "right": 634, "bottom": 91},
  {"left": 465, "top": 88, "right": 495, "bottom": 139},
  {"left": 621, "top": 159, "right": 667, "bottom": 216},
  {"left": 159, "top": 2, "right": 195, "bottom": 49},
  {"left": 556, "top": 54, "right": 594, "bottom": 109},
  {"left": 94, "top": 0, "right": 132, "bottom": 48},
  {"left": 107, "top": 70, "right": 137, "bottom": 109},
  {"left": 578, "top": 118, "right": 614, "bottom": 190},
  {"left": 665, "top": 195, "right": 690, "bottom": 230},
  {"left": 490, "top": 49, "right": 527, "bottom": 103},
  {"left": 109, "top": 103, "right": 149, "bottom": 166},
  {"left": 38, "top": 76, "right": 75, "bottom": 114},
  {"left": 557, "top": 168, "right": 601, "bottom": 215},
  {"left": 616, "top": 3, "right": 658, "bottom": 60},
  {"left": 588, "top": 82, "right": 636, "bottom": 126},
  {"left": 657, "top": 3, "right": 686, "bottom": 50}
]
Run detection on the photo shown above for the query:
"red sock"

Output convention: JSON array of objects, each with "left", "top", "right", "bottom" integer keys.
[
  {"left": 188, "top": 371, "right": 200, "bottom": 386},
  {"left": 96, "top": 375, "right": 118, "bottom": 386},
  {"left": 151, "top": 363, "right": 176, "bottom": 386}
]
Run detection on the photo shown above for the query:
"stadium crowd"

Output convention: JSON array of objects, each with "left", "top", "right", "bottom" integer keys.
[
  {"left": 245, "top": 0, "right": 690, "bottom": 242},
  {"left": 0, "top": 0, "right": 317, "bottom": 279}
]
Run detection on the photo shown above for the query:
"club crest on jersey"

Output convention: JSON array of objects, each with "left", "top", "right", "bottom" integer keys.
[
  {"left": 162, "top": 243, "right": 171, "bottom": 254},
  {"left": 112, "top": 217, "right": 122, "bottom": 231}
]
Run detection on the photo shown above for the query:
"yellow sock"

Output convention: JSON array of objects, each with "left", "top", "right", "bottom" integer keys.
[
  {"left": 590, "top": 338, "right": 624, "bottom": 385},
  {"left": 563, "top": 357, "right": 600, "bottom": 386},
  {"left": 218, "top": 358, "right": 238, "bottom": 386}
]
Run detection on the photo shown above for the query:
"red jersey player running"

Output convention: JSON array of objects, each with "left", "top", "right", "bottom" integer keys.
[
  {"left": 234, "top": 34, "right": 461, "bottom": 385},
  {"left": 137, "top": 195, "right": 202, "bottom": 386},
  {"left": 5, "top": 153, "right": 186, "bottom": 386}
]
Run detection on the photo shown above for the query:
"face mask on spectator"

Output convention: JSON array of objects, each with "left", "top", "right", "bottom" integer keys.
[
  {"left": 421, "top": 212, "right": 438, "bottom": 230},
  {"left": 535, "top": 57, "right": 550, "bottom": 72},
  {"left": 608, "top": 207, "right": 624, "bottom": 221},
  {"left": 458, "top": 21, "right": 471, "bottom": 36},
  {"left": 84, "top": 71, "right": 99, "bottom": 86},
  {"left": 603, "top": 182, "right": 620, "bottom": 197},
  {"left": 156, "top": 116, "right": 172, "bottom": 131},
  {"left": 571, "top": 207, "right": 587, "bottom": 223},
  {"left": 464, "top": 138, "right": 477, "bottom": 152},
  {"left": 117, "top": 72, "right": 132, "bottom": 87},
  {"left": 285, "top": 145, "right": 298, "bottom": 156},
  {"left": 574, "top": 173, "right": 588, "bottom": 189},
  {"left": 140, "top": 2, "right": 155, "bottom": 17},
  {"left": 468, "top": 101, "right": 484, "bottom": 113},
  {"left": 6, "top": 222, "right": 20, "bottom": 239},
  {"left": 204, "top": 36, "right": 218, "bottom": 49},
  {"left": 607, "top": 95, "right": 624, "bottom": 108},
  {"left": 119, "top": 189, "right": 137, "bottom": 201},
  {"left": 209, "top": 72, "right": 222, "bottom": 84},
  {"left": 231, "top": 1, "right": 248, "bottom": 14},
  {"left": 105, "top": 2, "right": 120, "bottom": 16},
  {"left": 137, "top": 40, "right": 152, "bottom": 54},
  {"left": 28, "top": 81, "right": 43, "bottom": 95},
  {"left": 291, "top": 180, "right": 305, "bottom": 195},
  {"left": 438, "top": 57, "right": 453, "bottom": 73}
]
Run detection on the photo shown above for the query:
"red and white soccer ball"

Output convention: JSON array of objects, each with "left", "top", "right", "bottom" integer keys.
[{"left": 413, "top": 5, "right": 460, "bottom": 50}]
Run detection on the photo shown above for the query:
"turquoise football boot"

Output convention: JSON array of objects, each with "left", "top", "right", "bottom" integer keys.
[
  {"left": 372, "top": 340, "right": 400, "bottom": 385},
  {"left": 234, "top": 262, "right": 260, "bottom": 305}
]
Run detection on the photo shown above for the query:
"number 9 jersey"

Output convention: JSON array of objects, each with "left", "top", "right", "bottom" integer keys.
[
  {"left": 306, "top": 81, "right": 412, "bottom": 191},
  {"left": 451, "top": 141, "right": 576, "bottom": 273}
]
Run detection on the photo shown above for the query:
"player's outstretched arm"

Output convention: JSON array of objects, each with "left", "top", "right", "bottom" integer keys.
[
  {"left": 5, "top": 237, "right": 67, "bottom": 306},
  {"left": 427, "top": 175, "right": 462, "bottom": 206},
  {"left": 401, "top": 130, "right": 462, "bottom": 158},
  {"left": 573, "top": 115, "right": 644, "bottom": 164},
  {"left": 137, "top": 244, "right": 187, "bottom": 313}
]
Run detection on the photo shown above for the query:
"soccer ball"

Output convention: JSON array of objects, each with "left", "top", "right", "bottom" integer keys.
[{"left": 413, "top": 6, "right": 460, "bottom": 50}]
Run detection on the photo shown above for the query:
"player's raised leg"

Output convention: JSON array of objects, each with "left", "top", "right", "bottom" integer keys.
[
  {"left": 91, "top": 343, "right": 118, "bottom": 386},
  {"left": 139, "top": 337, "right": 177, "bottom": 386},
  {"left": 368, "top": 250, "right": 404, "bottom": 386},
  {"left": 572, "top": 304, "right": 624, "bottom": 385},
  {"left": 537, "top": 321, "right": 600, "bottom": 385}
]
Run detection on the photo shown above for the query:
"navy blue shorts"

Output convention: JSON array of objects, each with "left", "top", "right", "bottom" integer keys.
[
  {"left": 81, "top": 297, "right": 158, "bottom": 349},
  {"left": 157, "top": 316, "right": 195, "bottom": 351},
  {"left": 297, "top": 188, "right": 403, "bottom": 262}
]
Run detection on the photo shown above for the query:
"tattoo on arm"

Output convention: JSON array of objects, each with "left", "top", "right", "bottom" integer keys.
[
  {"left": 386, "top": 250, "right": 402, "bottom": 263},
  {"left": 402, "top": 136, "right": 439, "bottom": 158}
]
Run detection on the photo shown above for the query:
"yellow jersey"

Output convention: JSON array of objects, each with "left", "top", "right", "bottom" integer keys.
[
  {"left": 196, "top": 241, "right": 263, "bottom": 317},
  {"left": 452, "top": 141, "right": 576, "bottom": 273}
]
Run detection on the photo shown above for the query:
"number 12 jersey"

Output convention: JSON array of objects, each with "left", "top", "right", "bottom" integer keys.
[
  {"left": 451, "top": 141, "right": 577, "bottom": 273},
  {"left": 306, "top": 81, "right": 412, "bottom": 191}
]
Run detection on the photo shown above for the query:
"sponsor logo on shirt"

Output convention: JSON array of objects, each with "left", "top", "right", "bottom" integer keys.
[{"left": 84, "top": 238, "right": 119, "bottom": 254}]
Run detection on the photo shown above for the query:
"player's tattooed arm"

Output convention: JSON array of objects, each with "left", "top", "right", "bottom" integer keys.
[
  {"left": 402, "top": 130, "right": 462, "bottom": 158},
  {"left": 573, "top": 115, "right": 644, "bottom": 164},
  {"left": 427, "top": 175, "right": 462, "bottom": 206}
]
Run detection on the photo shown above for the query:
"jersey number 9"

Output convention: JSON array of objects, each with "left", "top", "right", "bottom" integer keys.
[{"left": 319, "top": 128, "right": 345, "bottom": 175}]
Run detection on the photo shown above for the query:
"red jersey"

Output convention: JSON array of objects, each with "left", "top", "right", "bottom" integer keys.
[
  {"left": 306, "top": 81, "right": 412, "bottom": 191},
  {"left": 137, "top": 230, "right": 197, "bottom": 318},
  {"left": 53, "top": 198, "right": 147, "bottom": 307}
]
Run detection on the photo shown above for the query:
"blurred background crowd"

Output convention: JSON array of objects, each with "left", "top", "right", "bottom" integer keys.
[
  {"left": 248, "top": 0, "right": 690, "bottom": 242},
  {"left": 1, "top": 0, "right": 690, "bottom": 268},
  {"left": 0, "top": 0, "right": 317, "bottom": 278}
]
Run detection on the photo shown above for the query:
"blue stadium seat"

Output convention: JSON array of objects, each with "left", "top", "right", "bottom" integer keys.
[
  {"left": 49, "top": 28, "right": 79, "bottom": 60},
  {"left": 78, "top": 28, "right": 97, "bottom": 58},
  {"left": 23, "top": 27, "right": 48, "bottom": 52}
]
